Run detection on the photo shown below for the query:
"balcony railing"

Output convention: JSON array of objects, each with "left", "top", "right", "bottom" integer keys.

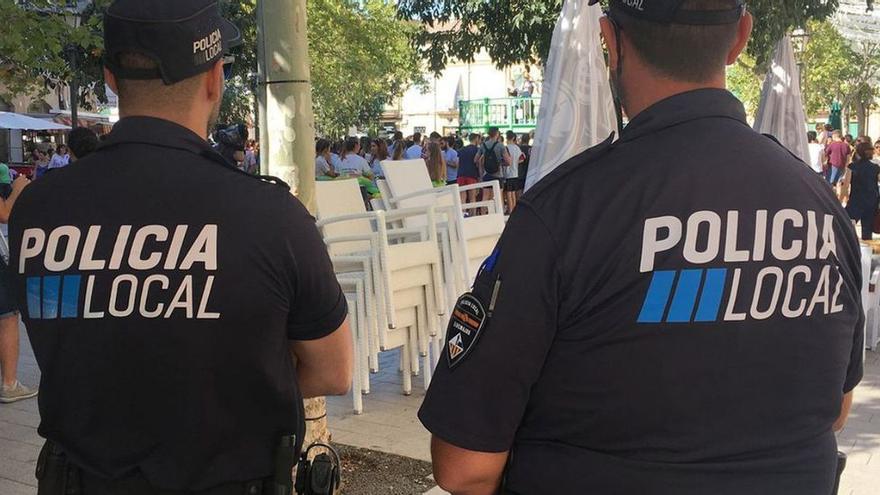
[{"left": 458, "top": 97, "right": 540, "bottom": 133}]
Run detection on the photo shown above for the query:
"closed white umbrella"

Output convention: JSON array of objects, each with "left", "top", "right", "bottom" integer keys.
[
  {"left": 753, "top": 36, "right": 810, "bottom": 164},
  {"left": 525, "top": 0, "right": 617, "bottom": 191},
  {"left": 0, "top": 112, "right": 71, "bottom": 131}
]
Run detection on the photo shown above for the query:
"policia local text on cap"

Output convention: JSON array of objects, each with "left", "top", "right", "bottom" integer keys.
[
  {"left": 418, "top": 1, "right": 863, "bottom": 494},
  {"left": 10, "top": 1, "right": 353, "bottom": 494}
]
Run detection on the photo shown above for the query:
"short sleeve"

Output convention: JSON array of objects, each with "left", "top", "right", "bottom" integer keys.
[
  {"left": 844, "top": 253, "right": 865, "bottom": 393},
  {"left": 283, "top": 197, "right": 348, "bottom": 341},
  {"left": 418, "top": 202, "right": 559, "bottom": 452},
  {"left": 844, "top": 309, "right": 864, "bottom": 393}
]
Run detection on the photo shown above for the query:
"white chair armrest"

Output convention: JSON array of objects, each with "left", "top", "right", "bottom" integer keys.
[
  {"left": 387, "top": 188, "right": 449, "bottom": 205},
  {"left": 316, "top": 211, "right": 380, "bottom": 228}
]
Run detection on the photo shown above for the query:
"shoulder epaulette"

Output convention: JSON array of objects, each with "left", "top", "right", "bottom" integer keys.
[
  {"left": 525, "top": 133, "right": 616, "bottom": 201},
  {"left": 761, "top": 133, "right": 808, "bottom": 166}
]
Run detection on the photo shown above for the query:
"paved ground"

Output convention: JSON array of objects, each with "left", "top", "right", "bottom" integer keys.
[{"left": 2, "top": 323, "right": 879, "bottom": 494}]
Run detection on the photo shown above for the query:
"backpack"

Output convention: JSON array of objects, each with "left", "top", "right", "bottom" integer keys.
[{"left": 483, "top": 141, "right": 501, "bottom": 175}]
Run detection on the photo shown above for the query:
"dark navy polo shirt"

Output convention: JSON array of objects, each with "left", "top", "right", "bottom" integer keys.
[
  {"left": 419, "top": 89, "right": 864, "bottom": 495},
  {"left": 9, "top": 117, "right": 347, "bottom": 491}
]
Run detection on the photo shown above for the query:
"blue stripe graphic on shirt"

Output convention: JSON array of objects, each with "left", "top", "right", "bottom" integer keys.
[
  {"left": 26, "top": 277, "right": 41, "bottom": 319},
  {"left": 61, "top": 275, "right": 81, "bottom": 319},
  {"left": 695, "top": 269, "right": 728, "bottom": 322},
  {"left": 41, "top": 276, "right": 61, "bottom": 319},
  {"left": 667, "top": 269, "right": 704, "bottom": 323},
  {"left": 637, "top": 271, "right": 677, "bottom": 323}
]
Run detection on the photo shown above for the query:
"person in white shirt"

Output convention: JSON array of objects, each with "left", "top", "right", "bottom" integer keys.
[
  {"left": 47, "top": 145, "right": 70, "bottom": 170},
  {"left": 338, "top": 138, "right": 374, "bottom": 179},
  {"left": 442, "top": 137, "right": 459, "bottom": 184},
  {"left": 807, "top": 131, "right": 825, "bottom": 175},
  {"left": 504, "top": 131, "right": 523, "bottom": 212},
  {"left": 315, "top": 139, "right": 338, "bottom": 179},
  {"left": 404, "top": 132, "right": 423, "bottom": 160}
]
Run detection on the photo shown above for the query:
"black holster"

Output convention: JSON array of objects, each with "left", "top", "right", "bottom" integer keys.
[{"left": 36, "top": 441, "right": 81, "bottom": 495}]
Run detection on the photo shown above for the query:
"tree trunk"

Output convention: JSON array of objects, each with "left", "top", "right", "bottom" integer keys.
[
  {"left": 257, "top": 0, "right": 328, "bottom": 450},
  {"left": 856, "top": 100, "right": 868, "bottom": 137}
]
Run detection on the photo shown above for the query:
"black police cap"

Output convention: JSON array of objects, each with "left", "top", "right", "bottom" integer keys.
[
  {"left": 104, "top": 0, "right": 242, "bottom": 85},
  {"left": 589, "top": 0, "right": 746, "bottom": 25}
]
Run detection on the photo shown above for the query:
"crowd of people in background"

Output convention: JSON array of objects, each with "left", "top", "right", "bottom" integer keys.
[
  {"left": 316, "top": 127, "right": 533, "bottom": 214},
  {"left": 807, "top": 123, "right": 880, "bottom": 241}
]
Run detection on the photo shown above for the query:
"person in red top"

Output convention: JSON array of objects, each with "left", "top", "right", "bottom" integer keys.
[{"left": 826, "top": 130, "right": 851, "bottom": 185}]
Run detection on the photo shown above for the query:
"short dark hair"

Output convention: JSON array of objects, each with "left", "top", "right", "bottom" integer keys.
[
  {"left": 618, "top": 0, "right": 740, "bottom": 82},
  {"left": 114, "top": 52, "right": 205, "bottom": 111},
  {"left": 807, "top": 131, "right": 817, "bottom": 143},
  {"left": 856, "top": 142, "right": 874, "bottom": 161},
  {"left": 316, "top": 139, "right": 330, "bottom": 154},
  {"left": 412, "top": 132, "right": 422, "bottom": 143},
  {"left": 505, "top": 130, "right": 516, "bottom": 141},
  {"left": 68, "top": 127, "right": 99, "bottom": 160}
]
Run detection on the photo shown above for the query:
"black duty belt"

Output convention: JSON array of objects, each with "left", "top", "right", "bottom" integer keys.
[{"left": 37, "top": 441, "right": 273, "bottom": 495}]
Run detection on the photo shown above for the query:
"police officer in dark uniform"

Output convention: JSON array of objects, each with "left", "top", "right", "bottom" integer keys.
[
  {"left": 419, "top": 1, "right": 864, "bottom": 494},
  {"left": 8, "top": 1, "right": 352, "bottom": 493}
]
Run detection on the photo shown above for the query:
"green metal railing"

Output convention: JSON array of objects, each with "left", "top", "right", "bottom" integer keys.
[{"left": 459, "top": 97, "right": 541, "bottom": 134}]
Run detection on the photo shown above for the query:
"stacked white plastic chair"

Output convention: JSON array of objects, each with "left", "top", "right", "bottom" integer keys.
[
  {"left": 340, "top": 277, "right": 366, "bottom": 414},
  {"left": 861, "top": 245, "right": 880, "bottom": 351},
  {"left": 315, "top": 179, "right": 446, "bottom": 401},
  {"left": 379, "top": 159, "right": 506, "bottom": 299}
]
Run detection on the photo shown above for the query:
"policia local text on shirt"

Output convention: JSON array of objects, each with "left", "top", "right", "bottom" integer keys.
[
  {"left": 419, "top": 1, "right": 864, "bottom": 494},
  {"left": 8, "top": 1, "right": 352, "bottom": 494}
]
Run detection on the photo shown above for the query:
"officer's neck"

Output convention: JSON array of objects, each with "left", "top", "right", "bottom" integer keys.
[
  {"left": 119, "top": 107, "right": 209, "bottom": 140},
  {"left": 622, "top": 71, "right": 727, "bottom": 121}
]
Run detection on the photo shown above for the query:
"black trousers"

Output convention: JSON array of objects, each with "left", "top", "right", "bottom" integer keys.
[{"left": 857, "top": 214, "right": 875, "bottom": 241}]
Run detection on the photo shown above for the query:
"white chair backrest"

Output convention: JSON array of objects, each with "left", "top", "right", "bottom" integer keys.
[
  {"left": 315, "top": 179, "right": 372, "bottom": 255},
  {"left": 381, "top": 159, "right": 435, "bottom": 209}
]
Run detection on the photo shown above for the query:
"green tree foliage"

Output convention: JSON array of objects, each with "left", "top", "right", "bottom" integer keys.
[
  {"left": 218, "top": 0, "right": 259, "bottom": 126},
  {"left": 1, "top": 0, "right": 422, "bottom": 137},
  {"left": 398, "top": 0, "right": 862, "bottom": 75},
  {"left": 725, "top": 53, "right": 762, "bottom": 118},
  {"left": 0, "top": 0, "right": 111, "bottom": 109},
  {"left": 799, "top": 20, "right": 880, "bottom": 129},
  {"left": 306, "top": 0, "right": 423, "bottom": 137}
]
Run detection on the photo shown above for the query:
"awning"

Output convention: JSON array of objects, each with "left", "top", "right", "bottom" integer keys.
[
  {"left": 526, "top": 0, "right": 617, "bottom": 190},
  {"left": 833, "top": 1, "right": 880, "bottom": 45},
  {"left": 0, "top": 112, "right": 71, "bottom": 131},
  {"left": 50, "top": 110, "right": 113, "bottom": 130}
]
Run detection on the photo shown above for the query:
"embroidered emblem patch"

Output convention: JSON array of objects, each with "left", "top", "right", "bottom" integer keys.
[{"left": 446, "top": 292, "right": 488, "bottom": 369}]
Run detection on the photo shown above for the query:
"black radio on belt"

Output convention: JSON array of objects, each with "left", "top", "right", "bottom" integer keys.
[{"left": 293, "top": 443, "right": 341, "bottom": 495}]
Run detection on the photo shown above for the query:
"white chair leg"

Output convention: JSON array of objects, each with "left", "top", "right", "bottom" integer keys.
[
  {"left": 410, "top": 320, "right": 421, "bottom": 376},
  {"left": 347, "top": 296, "right": 363, "bottom": 415},
  {"left": 402, "top": 344, "right": 413, "bottom": 396}
]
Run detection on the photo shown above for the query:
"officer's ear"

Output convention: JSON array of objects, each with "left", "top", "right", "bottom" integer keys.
[
  {"left": 599, "top": 17, "right": 620, "bottom": 72},
  {"left": 104, "top": 67, "right": 120, "bottom": 96},
  {"left": 205, "top": 59, "right": 225, "bottom": 104},
  {"left": 726, "top": 11, "right": 753, "bottom": 65}
]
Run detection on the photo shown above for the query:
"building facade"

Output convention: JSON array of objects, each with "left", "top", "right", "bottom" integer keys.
[{"left": 381, "top": 50, "right": 542, "bottom": 137}]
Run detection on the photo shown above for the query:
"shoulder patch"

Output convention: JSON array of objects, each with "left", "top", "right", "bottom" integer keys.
[{"left": 446, "top": 293, "right": 488, "bottom": 369}]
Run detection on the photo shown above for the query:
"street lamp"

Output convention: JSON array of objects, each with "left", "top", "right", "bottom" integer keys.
[{"left": 790, "top": 27, "right": 810, "bottom": 91}]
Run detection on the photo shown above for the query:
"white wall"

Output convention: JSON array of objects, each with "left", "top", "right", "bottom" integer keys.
[{"left": 390, "top": 50, "right": 542, "bottom": 136}]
